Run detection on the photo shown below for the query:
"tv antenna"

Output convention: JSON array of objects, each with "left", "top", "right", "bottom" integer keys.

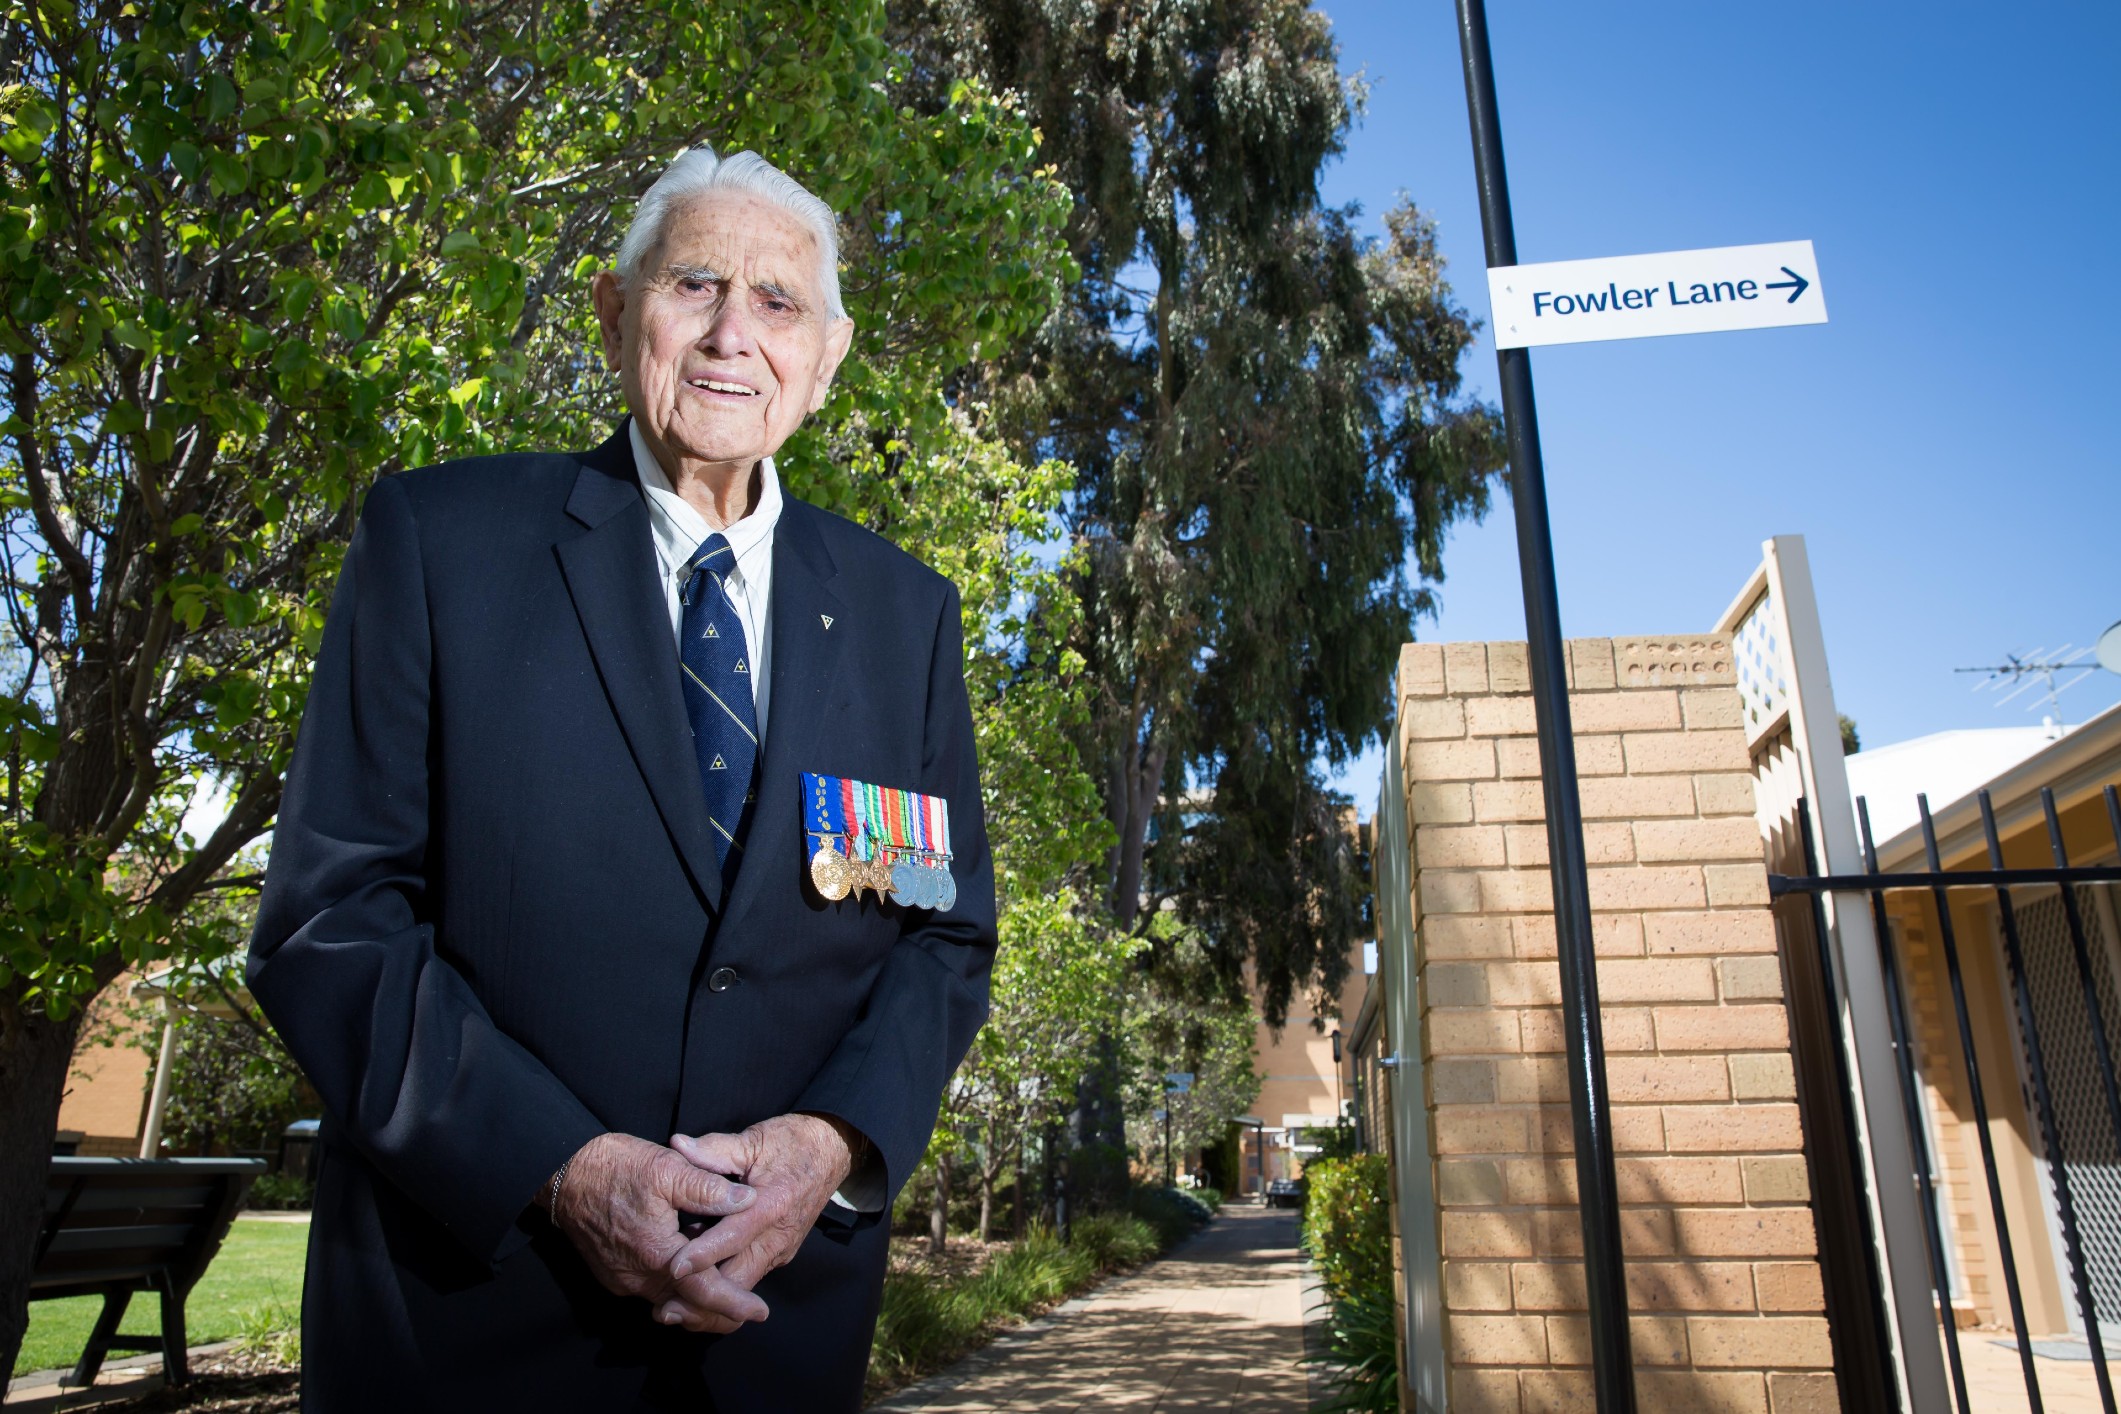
[{"left": 1956, "top": 642, "right": 2100, "bottom": 728}]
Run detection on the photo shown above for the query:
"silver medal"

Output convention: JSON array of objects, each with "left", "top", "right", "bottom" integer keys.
[{"left": 889, "top": 859, "right": 921, "bottom": 907}]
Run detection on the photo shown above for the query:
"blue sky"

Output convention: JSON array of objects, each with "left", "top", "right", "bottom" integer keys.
[{"left": 1314, "top": 2, "right": 2121, "bottom": 812}]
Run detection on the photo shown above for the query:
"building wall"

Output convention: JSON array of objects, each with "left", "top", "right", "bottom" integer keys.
[
  {"left": 1399, "top": 636, "right": 1839, "bottom": 1414},
  {"left": 1251, "top": 947, "right": 1368, "bottom": 1189},
  {"left": 57, "top": 985, "right": 154, "bottom": 1157}
]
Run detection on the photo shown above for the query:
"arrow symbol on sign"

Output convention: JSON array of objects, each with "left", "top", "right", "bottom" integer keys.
[{"left": 1764, "top": 266, "right": 1810, "bottom": 304}]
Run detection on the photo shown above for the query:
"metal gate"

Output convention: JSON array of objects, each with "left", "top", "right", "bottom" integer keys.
[
  {"left": 1772, "top": 784, "right": 2121, "bottom": 1414},
  {"left": 2017, "top": 884, "right": 2121, "bottom": 1333}
]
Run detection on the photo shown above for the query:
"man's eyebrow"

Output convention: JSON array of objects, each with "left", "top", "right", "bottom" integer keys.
[
  {"left": 753, "top": 280, "right": 807, "bottom": 309},
  {"left": 662, "top": 263, "right": 722, "bottom": 285}
]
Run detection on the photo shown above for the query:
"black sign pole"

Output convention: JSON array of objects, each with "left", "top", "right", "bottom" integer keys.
[{"left": 1451, "top": 3, "right": 1638, "bottom": 1410}]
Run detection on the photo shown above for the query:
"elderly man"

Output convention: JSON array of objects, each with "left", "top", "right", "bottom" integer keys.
[{"left": 248, "top": 148, "right": 995, "bottom": 1411}]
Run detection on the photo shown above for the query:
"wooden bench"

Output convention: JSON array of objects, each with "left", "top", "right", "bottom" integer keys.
[{"left": 32, "top": 1157, "right": 266, "bottom": 1388}]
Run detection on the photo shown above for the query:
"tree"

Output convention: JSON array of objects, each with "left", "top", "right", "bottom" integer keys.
[
  {"left": 0, "top": 0, "right": 1072, "bottom": 1371},
  {"left": 894, "top": 0, "right": 1505, "bottom": 1022},
  {"left": 945, "top": 888, "right": 1136, "bottom": 1239},
  {"left": 1120, "top": 920, "right": 1259, "bottom": 1179}
]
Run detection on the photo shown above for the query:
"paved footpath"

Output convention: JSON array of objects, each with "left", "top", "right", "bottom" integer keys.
[{"left": 871, "top": 1205, "right": 1313, "bottom": 1413}]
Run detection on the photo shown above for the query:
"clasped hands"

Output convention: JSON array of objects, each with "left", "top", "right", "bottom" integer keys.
[{"left": 549, "top": 1114, "right": 859, "bottom": 1334}]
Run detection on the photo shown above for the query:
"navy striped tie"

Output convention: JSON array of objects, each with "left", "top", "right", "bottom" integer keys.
[{"left": 678, "top": 533, "right": 759, "bottom": 883}]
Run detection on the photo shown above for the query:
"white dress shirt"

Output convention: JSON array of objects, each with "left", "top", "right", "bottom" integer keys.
[
  {"left": 630, "top": 420, "right": 779, "bottom": 732},
  {"left": 628, "top": 422, "right": 882, "bottom": 1212}
]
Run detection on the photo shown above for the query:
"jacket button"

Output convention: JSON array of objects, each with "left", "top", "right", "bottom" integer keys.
[{"left": 707, "top": 966, "right": 740, "bottom": 993}]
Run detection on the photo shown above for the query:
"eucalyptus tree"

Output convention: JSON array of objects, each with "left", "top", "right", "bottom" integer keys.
[
  {"left": 0, "top": 0, "right": 1072, "bottom": 1372},
  {"left": 894, "top": 0, "right": 1506, "bottom": 1021}
]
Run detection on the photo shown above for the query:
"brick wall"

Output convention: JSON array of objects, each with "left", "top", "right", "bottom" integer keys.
[
  {"left": 1398, "top": 637, "right": 1839, "bottom": 1414},
  {"left": 1888, "top": 901, "right": 1987, "bottom": 1325}
]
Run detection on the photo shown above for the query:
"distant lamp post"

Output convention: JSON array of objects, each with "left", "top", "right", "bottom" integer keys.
[
  {"left": 1330, "top": 1027, "right": 1347, "bottom": 1149},
  {"left": 1236, "top": 1116, "right": 1266, "bottom": 1200},
  {"left": 1162, "top": 1072, "right": 1193, "bottom": 1188}
]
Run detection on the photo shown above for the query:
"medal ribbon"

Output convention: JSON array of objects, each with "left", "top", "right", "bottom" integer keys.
[{"left": 806, "top": 775, "right": 951, "bottom": 864}]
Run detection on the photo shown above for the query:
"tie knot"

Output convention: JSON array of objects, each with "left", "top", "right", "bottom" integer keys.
[
  {"left": 686, "top": 534, "right": 735, "bottom": 575},
  {"left": 681, "top": 534, "right": 735, "bottom": 607}
]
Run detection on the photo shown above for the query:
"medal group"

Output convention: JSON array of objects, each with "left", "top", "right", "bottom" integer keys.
[{"left": 802, "top": 772, "right": 957, "bottom": 909}]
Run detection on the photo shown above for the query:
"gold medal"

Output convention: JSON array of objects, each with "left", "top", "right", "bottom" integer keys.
[{"left": 810, "top": 844, "right": 850, "bottom": 901}]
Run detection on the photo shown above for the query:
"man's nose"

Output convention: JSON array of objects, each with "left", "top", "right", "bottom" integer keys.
[{"left": 697, "top": 294, "right": 757, "bottom": 360}]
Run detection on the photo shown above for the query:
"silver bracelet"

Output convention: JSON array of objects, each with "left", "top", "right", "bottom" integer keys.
[{"left": 546, "top": 1157, "right": 572, "bottom": 1226}]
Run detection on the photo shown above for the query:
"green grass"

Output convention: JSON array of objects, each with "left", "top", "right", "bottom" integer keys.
[{"left": 14, "top": 1218, "right": 309, "bottom": 1379}]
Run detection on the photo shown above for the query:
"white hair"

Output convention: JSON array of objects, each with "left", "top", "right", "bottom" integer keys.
[{"left": 614, "top": 148, "right": 845, "bottom": 320}]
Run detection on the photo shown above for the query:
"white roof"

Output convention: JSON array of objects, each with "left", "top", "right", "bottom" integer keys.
[{"left": 1844, "top": 725, "right": 2064, "bottom": 847}]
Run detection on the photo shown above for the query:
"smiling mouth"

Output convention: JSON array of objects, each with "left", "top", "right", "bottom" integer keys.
[{"left": 687, "top": 377, "right": 759, "bottom": 397}]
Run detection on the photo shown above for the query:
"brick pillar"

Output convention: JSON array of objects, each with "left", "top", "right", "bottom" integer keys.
[{"left": 1398, "top": 637, "right": 1839, "bottom": 1414}]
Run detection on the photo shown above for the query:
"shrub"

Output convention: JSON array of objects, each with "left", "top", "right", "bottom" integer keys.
[
  {"left": 1195, "top": 1185, "right": 1222, "bottom": 1212},
  {"left": 1308, "top": 1286, "right": 1399, "bottom": 1413},
  {"left": 973, "top": 1226, "right": 1095, "bottom": 1308},
  {"left": 1301, "top": 1155, "right": 1398, "bottom": 1410},
  {"left": 247, "top": 1173, "right": 313, "bottom": 1211},
  {"left": 1069, "top": 1212, "right": 1159, "bottom": 1270},
  {"left": 1303, "top": 1155, "right": 1392, "bottom": 1306},
  {"left": 868, "top": 1187, "right": 1208, "bottom": 1398},
  {"left": 234, "top": 1297, "right": 301, "bottom": 1367},
  {"left": 869, "top": 1226, "right": 1095, "bottom": 1394},
  {"left": 1125, "top": 1185, "right": 1211, "bottom": 1248},
  {"left": 869, "top": 1271, "right": 979, "bottom": 1387}
]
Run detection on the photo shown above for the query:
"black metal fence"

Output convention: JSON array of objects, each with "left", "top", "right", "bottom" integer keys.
[{"left": 1771, "top": 785, "right": 2121, "bottom": 1414}]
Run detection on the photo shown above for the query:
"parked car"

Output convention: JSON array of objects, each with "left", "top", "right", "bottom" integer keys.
[{"left": 1266, "top": 1177, "right": 1306, "bottom": 1209}]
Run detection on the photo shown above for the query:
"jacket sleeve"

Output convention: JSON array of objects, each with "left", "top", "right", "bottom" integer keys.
[
  {"left": 795, "top": 580, "right": 997, "bottom": 1212},
  {"left": 247, "top": 474, "right": 605, "bottom": 1263}
]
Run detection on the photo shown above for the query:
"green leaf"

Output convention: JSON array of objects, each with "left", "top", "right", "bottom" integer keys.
[
  {"left": 440, "top": 230, "right": 481, "bottom": 258},
  {"left": 217, "top": 589, "right": 260, "bottom": 629},
  {"left": 204, "top": 75, "right": 240, "bottom": 127}
]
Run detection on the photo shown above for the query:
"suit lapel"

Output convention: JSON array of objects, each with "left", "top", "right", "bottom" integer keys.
[
  {"left": 714, "top": 499, "right": 849, "bottom": 942},
  {"left": 554, "top": 429, "right": 724, "bottom": 913}
]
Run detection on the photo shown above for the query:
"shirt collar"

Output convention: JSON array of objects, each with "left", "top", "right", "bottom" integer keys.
[{"left": 629, "top": 420, "right": 782, "bottom": 583}]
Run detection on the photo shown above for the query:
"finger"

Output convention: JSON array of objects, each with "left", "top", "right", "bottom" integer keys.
[
  {"left": 671, "top": 1131, "right": 751, "bottom": 1176},
  {"left": 658, "top": 1262, "right": 770, "bottom": 1328},
  {"left": 663, "top": 1157, "right": 756, "bottom": 1219},
  {"left": 668, "top": 1204, "right": 769, "bottom": 1280},
  {"left": 653, "top": 1298, "right": 743, "bottom": 1336},
  {"left": 670, "top": 1255, "right": 773, "bottom": 1319}
]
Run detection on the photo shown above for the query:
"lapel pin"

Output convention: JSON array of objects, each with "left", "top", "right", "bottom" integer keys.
[{"left": 821, "top": 614, "right": 834, "bottom": 630}]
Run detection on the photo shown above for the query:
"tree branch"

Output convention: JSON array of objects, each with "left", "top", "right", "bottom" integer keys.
[{"left": 8, "top": 355, "right": 96, "bottom": 630}]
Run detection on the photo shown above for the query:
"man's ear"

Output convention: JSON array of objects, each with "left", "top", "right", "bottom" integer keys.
[
  {"left": 807, "top": 316, "right": 856, "bottom": 414},
  {"left": 590, "top": 272, "right": 628, "bottom": 373}
]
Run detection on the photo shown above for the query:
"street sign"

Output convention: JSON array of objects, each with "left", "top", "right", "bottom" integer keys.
[
  {"left": 1487, "top": 240, "right": 1826, "bottom": 349},
  {"left": 1164, "top": 1071, "right": 1194, "bottom": 1093}
]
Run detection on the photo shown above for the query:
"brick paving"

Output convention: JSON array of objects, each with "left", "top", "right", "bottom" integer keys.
[
  {"left": 1951, "top": 1330, "right": 2121, "bottom": 1414},
  {"left": 869, "top": 1205, "right": 1312, "bottom": 1412}
]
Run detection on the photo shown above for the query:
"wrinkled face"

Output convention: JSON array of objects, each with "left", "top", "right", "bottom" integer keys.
[{"left": 594, "top": 191, "right": 853, "bottom": 475}]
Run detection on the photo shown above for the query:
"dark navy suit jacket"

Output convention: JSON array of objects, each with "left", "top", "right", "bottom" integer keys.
[{"left": 248, "top": 425, "right": 996, "bottom": 1411}]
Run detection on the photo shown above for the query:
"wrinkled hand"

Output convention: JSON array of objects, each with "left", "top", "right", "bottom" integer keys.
[
  {"left": 549, "top": 1132, "right": 767, "bottom": 1335},
  {"left": 657, "top": 1115, "right": 857, "bottom": 1328}
]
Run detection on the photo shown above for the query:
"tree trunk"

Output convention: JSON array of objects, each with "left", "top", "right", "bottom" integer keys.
[
  {"left": 0, "top": 994, "right": 86, "bottom": 1379},
  {"left": 928, "top": 1153, "right": 950, "bottom": 1257},
  {"left": 977, "top": 1166, "right": 993, "bottom": 1245},
  {"left": 1110, "top": 736, "right": 1166, "bottom": 933},
  {"left": 1014, "top": 1146, "right": 1026, "bottom": 1239}
]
